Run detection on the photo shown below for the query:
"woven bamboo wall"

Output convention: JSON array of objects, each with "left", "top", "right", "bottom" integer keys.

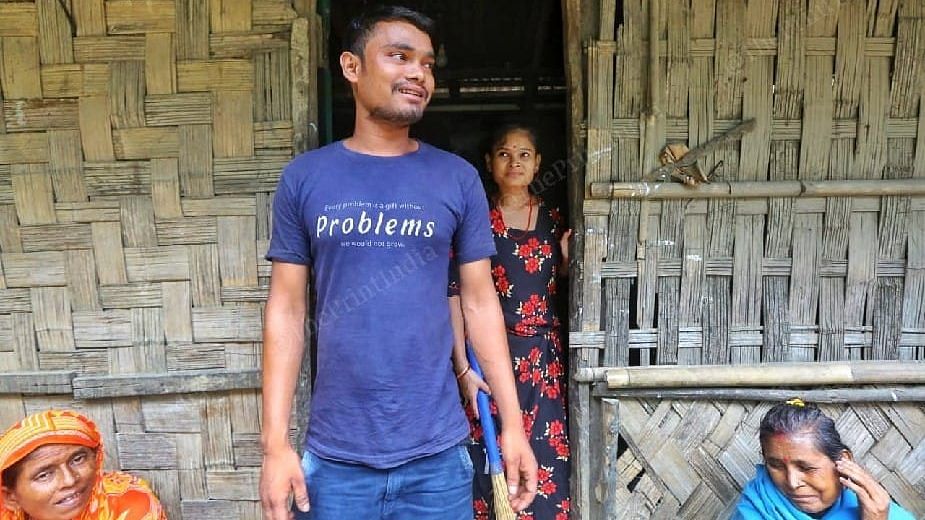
[
  {"left": 0, "top": 1, "right": 317, "bottom": 518},
  {"left": 568, "top": 0, "right": 925, "bottom": 517}
]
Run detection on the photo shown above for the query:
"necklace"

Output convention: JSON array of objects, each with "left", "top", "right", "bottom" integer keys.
[{"left": 503, "top": 196, "right": 535, "bottom": 242}]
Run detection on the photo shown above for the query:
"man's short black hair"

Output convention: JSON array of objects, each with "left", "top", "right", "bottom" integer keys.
[{"left": 343, "top": 5, "right": 437, "bottom": 58}]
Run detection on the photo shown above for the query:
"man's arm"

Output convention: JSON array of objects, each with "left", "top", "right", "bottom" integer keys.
[
  {"left": 459, "top": 259, "right": 538, "bottom": 512},
  {"left": 260, "top": 262, "right": 311, "bottom": 519}
]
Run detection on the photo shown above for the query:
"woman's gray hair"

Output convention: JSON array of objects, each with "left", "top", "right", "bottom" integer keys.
[{"left": 759, "top": 401, "right": 849, "bottom": 461}]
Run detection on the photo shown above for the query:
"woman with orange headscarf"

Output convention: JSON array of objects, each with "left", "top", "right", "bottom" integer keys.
[{"left": 0, "top": 409, "right": 165, "bottom": 520}]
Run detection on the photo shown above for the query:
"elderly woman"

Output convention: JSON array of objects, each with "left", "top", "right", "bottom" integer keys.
[
  {"left": 0, "top": 410, "right": 165, "bottom": 520},
  {"left": 735, "top": 399, "right": 914, "bottom": 520}
]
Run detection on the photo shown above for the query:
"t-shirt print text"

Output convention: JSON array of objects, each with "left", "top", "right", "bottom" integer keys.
[{"left": 316, "top": 200, "right": 437, "bottom": 249}]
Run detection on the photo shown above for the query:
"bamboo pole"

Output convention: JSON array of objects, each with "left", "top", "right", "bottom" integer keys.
[
  {"left": 571, "top": 361, "right": 925, "bottom": 387},
  {"left": 588, "top": 178, "right": 925, "bottom": 200},
  {"left": 591, "top": 385, "right": 925, "bottom": 403}
]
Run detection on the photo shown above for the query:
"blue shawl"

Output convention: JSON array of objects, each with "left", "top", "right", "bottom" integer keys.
[{"left": 734, "top": 465, "right": 915, "bottom": 520}]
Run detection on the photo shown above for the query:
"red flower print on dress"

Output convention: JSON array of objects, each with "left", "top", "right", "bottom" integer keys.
[
  {"left": 514, "top": 294, "right": 550, "bottom": 336},
  {"left": 522, "top": 404, "right": 538, "bottom": 439},
  {"left": 512, "top": 235, "right": 554, "bottom": 274},
  {"left": 474, "top": 498, "right": 489, "bottom": 520},
  {"left": 545, "top": 420, "right": 570, "bottom": 461},
  {"left": 536, "top": 466, "right": 558, "bottom": 498},
  {"left": 555, "top": 498, "right": 570, "bottom": 520},
  {"left": 490, "top": 208, "right": 506, "bottom": 236},
  {"left": 492, "top": 264, "right": 513, "bottom": 297}
]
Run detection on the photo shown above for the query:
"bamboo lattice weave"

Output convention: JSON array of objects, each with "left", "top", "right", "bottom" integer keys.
[
  {"left": 570, "top": 0, "right": 925, "bottom": 518},
  {"left": 0, "top": 1, "right": 316, "bottom": 518}
]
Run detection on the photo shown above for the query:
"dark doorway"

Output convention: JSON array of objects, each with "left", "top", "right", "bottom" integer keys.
[{"left": 325, "top": 0, "right": 568, "bottom": 213}]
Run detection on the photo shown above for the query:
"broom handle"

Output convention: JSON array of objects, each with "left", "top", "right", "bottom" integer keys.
[{"left": 466, "top": 346, "right": 504, "bottom": 473}]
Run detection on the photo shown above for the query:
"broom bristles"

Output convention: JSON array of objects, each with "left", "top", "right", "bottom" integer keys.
[{"left": 490, "top": 472, "right": 517, "bottom": 520}]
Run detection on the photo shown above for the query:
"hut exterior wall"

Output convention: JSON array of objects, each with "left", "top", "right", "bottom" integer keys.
[
  {"left": 0, "top": 2, "right": 318, "bottom": 518},
  {"left": 569, "top": 0, "right": 925, "bottom": 517}
]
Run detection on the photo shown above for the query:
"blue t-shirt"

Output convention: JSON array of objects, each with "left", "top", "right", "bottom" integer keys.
[{"left": 267, "top": 140, "right": 495, "bottom": 468}]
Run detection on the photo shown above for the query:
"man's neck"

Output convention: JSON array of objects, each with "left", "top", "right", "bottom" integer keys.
[{"left": 345, "top": 116, "right": 419, "bottom": 156}]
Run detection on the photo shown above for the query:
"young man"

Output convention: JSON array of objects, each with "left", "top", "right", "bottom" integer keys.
[{"left": 259, "top": 6, "right": 538, "bottom": 520}]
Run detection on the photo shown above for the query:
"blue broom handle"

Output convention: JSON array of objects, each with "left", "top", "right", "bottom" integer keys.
[{"left": 466, "top": 346, "right": 504, "bottom": 472}]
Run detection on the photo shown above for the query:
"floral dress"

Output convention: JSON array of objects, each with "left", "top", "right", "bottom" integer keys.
[{"left": 468, "top": 201, "right": 570, "bottom": 520}]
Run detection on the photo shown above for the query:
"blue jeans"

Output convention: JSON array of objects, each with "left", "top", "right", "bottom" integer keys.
[{"left": 294, "top": 443, "right": 474, "bottom": 520}]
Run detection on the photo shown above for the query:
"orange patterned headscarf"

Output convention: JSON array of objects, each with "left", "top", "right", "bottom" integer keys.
[{"left": 0, "top": 410, "right": 166, "bottom": 520}]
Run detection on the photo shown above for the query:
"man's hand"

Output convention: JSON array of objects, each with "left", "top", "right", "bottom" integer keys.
[
  {"left": 260, "top": 446, "right": 309, "bottom": 520},
  {"left": 458, "top": 369, "right": 490, "bottom": 418},
  {"left": 500, "top": 428, "right": 538, "bottom": 512},
  {"left": 836, "top": 458, "right": 890, "bottom": 520}
]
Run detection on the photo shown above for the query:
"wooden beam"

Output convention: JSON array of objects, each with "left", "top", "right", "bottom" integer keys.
[
  {"left": 0, "top": 371, "right": 74, "bottom": 394},
  {"left": 589, "top": 178, "right": 925, "bottom": 199},
  {"left": 592, "top": 385, "right": 925, "bottom": 403},
  {"left": 573, "top": 361, "right": 925, "bottom": 388},
  {"left": 72, "top": 369, "right": 259, "bottom": 399}
]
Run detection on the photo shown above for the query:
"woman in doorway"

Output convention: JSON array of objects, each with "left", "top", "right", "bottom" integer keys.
[
  {"left": 452, "top": 122, "right": 571, "bottom": 519},
  {"left": 735, "top": 399, "right": 915, "bottom": 520},
  {"left": 0, "top": 409, "right": 166, "bottom": 520}
]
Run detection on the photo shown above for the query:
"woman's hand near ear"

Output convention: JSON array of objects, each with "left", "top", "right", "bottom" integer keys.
[{"left": 835, "top": 458, "right": 890, "bottom": 520}]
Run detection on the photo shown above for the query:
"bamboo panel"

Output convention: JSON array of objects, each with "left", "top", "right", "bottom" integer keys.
[
  {"left": 0, "top": 173, "right": 12, "bottom": 209},
  {"left": 189, "top": 244, "right": 222, "bottom": 306},
  {"left": 36, "top": 0, "right": 73, "bottom": 65},
  {"left": 175, "top": 431, "right": 207, "bottom": 498},
  {"left": 133, "top": 307, "right": 166, "bottom": 371},
  {"left": 31, "top": 287, "right": 75, "bottom": 351},
  {"left": 254, "top": 49, "right": 290, "bottom": 121},
  {"left": 0, "top": 4, "right": 37, "bottom": 37},
  {"left": 178, "top": 124, "right": 214, "bottom": 197},
  {"left": 48, "top": 130, "right": 88, "bottom": 202},
  {"left": 91, "top": 221, "right": 128, "bottom": 285},
  {"left": 167, "top": 343, "right": 225, "bottom": 371},
  {"left": 151, "top": 158, "right": 183, "bottom": 219},
  {"left": 40, "top": 65, "right": 83, "bottom": 97},
  {"left": 124, "top": 246, "right": 190, "bottom": 282},
  {"left": 66, "top": 250, "right": 100, "bottom": 311},
  {"left": 145, "top": 94, "right": 212, "bottom": 126},
  {"left": 192, "top": 305, "right": 261, "bottom": 342},
  {"left": 145, "top": 33, "right": 176, "bottom": 95},
  {"left": 163, "top": 281, "right": 193, "bottom": 343},
  {"left": 205, "top": 469, "right": 259, "bottom": 501},
  {"left": 213, "top": 90, "right": 254, "bottom": 157},
  {"left": 211, "top": 0, "right": 252, "bottom": 33},
  {"left": 12, "top": 164, "right": 56, "bottom": 225},
  {"left": 117, "top": 433, "right": 178, "bottom": 469},
  {"left": 252, "top": 0, "right": 296, "bottom": 30},
  {"left": 156, "top": 218, "right": 218, "bottom": 245},
  {"left": 210, "top": 32, "right": 288, "bottom": 59},
  {"left": 0, "top": 37, "right": 41, "bottom": 99},
  {"left": 56, "top": 202, "right": 120, "bottom": 223},
  {"left": 203, "top": 393, "right": 234, "bottom": 469},
  {"left": 0, "top": 205, "right": 23, "bottom": 253},
  {"left": 84, "top": 161, "right": 150, "bottom": 197},
  {"left": 110, "top": 61, "right": 145, "bottom": 129},
  {"left": 113, "top": 128, "right": 179, "bottom": 160},
  {"left": 176, "top": 0, "right": 210, "bottom": 59},
  {"left": 182, "top": 197, "right": 256, "bottom": 216},
  {"left": 74, "top": 37, "right": 146, "bottom": 62},
  {"left": 213, "top": 153, "right": 287, "bottom": 193},
  {"left": 0, "top": 289, "right": 30, "bottom": 313},
  {"left": 0, "top": 133, "right": 48, "bottom": 164},
  {"left": 217, "top": 216, "right": 257, "bottom": 287},
  {"left": 73, "top": 310, "right": 132, "bottom": 349},
  {"left": 177, "top": 59, "right": 253, "bottom": 92},
  {"left": 37, "top": 350, "right": 110, "bottom": 374},
  {"left": 2, "top": 99, "right": 79, "bottom": 132},
  {"left": 2, "top": 252, "right": 66, "bottom": 287},
  {"left": 122, "top": 195, "right": 155, "bottom": 247},
  {"left": 20, "top": 224, "right": 92, "bottom": 252},
  {"left": 254, "top": 121, "right": 292, "bottom": 149},
  {"left": 78, "top": 96, "right": 115, "bottom": 161},
  {"left": 99, "top": 283, "right": 162, "bottom": 308},
  {"left": 106, "top": 1, "right": 176, "bottom": 34},
  {"left": 72, "top": 0, "right": 106, "bottom": 37}
]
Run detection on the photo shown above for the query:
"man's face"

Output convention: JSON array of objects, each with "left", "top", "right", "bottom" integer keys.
[{"left": 344, "top": 20, "right": 436, "bottom": 126}]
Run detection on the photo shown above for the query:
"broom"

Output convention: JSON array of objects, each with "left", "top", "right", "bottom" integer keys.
[{"left": 467, "top": 346, "right": 518, "bottom": 520}]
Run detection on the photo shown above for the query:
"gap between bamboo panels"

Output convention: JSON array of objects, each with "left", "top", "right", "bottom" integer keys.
[{"left": 588, "top": 178, "right": 925, "bottom": 200}]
